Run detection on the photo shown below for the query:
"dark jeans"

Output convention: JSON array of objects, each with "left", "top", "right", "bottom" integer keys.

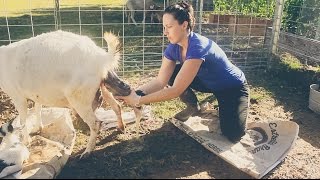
[{"left": 169, "top": 64, "right": 249, "bottom": 142}]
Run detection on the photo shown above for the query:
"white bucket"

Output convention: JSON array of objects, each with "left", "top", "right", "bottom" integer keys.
[{"left": 309, "top": 84, "right": 320, "bottom": 115}]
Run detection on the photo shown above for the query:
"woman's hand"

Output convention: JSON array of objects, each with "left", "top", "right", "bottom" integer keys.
[{"left": 115, "top": 90, "right": 141, "bottom": 106}]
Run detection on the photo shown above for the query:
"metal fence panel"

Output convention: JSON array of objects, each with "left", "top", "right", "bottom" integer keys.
[
  {"left": 274, "top": 0, "right": 320, "bottom": 65},
  {"left": 0, "top": 0, "right": 275, "bottom": 74}
]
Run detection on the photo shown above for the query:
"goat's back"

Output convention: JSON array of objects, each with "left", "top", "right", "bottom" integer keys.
[
  {"left": 0, "top": 30, "right": 117, "bottom": 106},
  {"left": 126, "top": 0, "right": 154, "bottom": 10}
]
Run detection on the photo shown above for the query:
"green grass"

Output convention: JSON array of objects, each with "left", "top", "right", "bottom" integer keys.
[{"left": 279, "top": 53, "right": 303, "bottom": 70}]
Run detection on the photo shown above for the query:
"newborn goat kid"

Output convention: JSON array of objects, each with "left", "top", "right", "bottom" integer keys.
[
  {"left": 0, "top": 30, "right": 141, "bottom": 158},
  {"left": 102, "top": 70, "right": 143, "bottom": 137},
  {"left": 0, "top": 120, "right": 30, "bottom": 178}
]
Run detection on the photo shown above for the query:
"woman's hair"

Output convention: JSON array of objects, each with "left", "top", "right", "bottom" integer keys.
[{"left": 164, "top": 1, "right": 195, "bottom": 31}]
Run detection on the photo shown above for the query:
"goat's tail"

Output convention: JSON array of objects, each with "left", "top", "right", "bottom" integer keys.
[{"left": 104, "top": 32, "right": 121, "bottom": 69}]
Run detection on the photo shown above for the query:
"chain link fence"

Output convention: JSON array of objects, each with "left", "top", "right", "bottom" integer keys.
[
  {"left": 271, "top": 0, "right": 320, "bottom": 66},
  {"left": 2, "top": 0, "right": 317, "bottom": 75}
]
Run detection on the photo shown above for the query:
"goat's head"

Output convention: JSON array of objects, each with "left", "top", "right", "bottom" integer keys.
[
  {"left": 0, "top": 119, "right": 14, "bottom": 138},
  {"left": 104, "top": 70, "right": 132, "bottom": 96},
  {"left": 150, "top": 4, "right": 162, "bottom": 10},
  {"left": 149, "top": 4, "right": 163, "bottom": 23}
]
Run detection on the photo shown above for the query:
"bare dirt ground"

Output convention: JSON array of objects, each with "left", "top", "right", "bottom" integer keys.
[{"left": 0, "top": 71, "right": 319, "bottom": 179}]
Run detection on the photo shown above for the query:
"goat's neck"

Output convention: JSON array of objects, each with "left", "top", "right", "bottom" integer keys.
[
  {"left": 0, "top": 46, "right": 5, "bottom": 86},
  {"left": 0, "top": 46, "right": 3, "bottom": 61},
  {"left": 0, "top": 45, "right": 4, "bottom": 56}
]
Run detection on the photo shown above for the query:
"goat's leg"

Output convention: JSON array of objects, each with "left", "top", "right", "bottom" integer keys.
[
  {"left": 150, "top": 13, "right": 154, "bottom": 23},
  {"left": 133, "top": 106, "right": 142, "bottom": 137},
  {"left": 67, "top": 96, "right": 101, "bottom": 159},
  {"left": 142, "top": 11, "right": 146, "bottom": 24},
  {"left": 92, "top": 89, "right": 102, "bottom": 111},
  {"left": 100, "top": 84, "right": 126, "bottom": 132},
  {"left": 11, "top": 98, "right": 31, "bottom": 145},
  {"left": 127, "top": 10, "right": 131, "bottom": 24},
  {"left": 130, "top": 11, "right": 137, "bottom": 25},
  {"left": 33, "top": 103, "right": 43, "bottom": 134}
]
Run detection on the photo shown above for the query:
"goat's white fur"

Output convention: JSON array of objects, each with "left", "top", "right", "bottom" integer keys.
[
  {"left": 0, "top": 30, "right": 130, "bottom": 158},
  {"left": 0, "top": 122, "right": 30, "bottom": 178}
]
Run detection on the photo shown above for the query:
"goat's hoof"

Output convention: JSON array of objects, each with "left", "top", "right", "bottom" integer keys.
[
  {"left": 79, "top": 151, "right": 91, "bottom": 159},
  {"left": 29, "top": 130, "right": 41, "bottom": 136},
  {"left": 117, "top": 126, "right": 125, "bottom": 133},
  {"left": 134, "top": 135, "right": 144, "bottom": 143},
  {"left": 117, "top": 128, "right": 126, "bottom": 135}
]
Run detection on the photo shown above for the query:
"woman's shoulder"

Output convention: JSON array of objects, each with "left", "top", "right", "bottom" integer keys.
[
  {"left": 166, "top": 43, "right": 178, "bottom": 49},
  {"left": 190, "top": 32, "right": 210, "bottom": 41},
  {"left": 189, "top": 32, "right": 211, "bottom": 47},
  {"left": 165, "top": 43, "right": 179, "bottom": 54},
  {"left": 189, "top": 32, "right": 214, "bottom": 53},
  {"left": 164, "top": 43, "right": 180, "bottom": 60}
]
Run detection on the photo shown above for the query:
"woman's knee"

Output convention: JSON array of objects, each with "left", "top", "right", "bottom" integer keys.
[
  {"left": 218, "top": 96, "right": 248, "bottom": 142},
  {"left": 220, "top": 117, "right": 246, "bottom": 142},
  {"left": 222, "top": 127, "right": 246, "bottom": 143}
]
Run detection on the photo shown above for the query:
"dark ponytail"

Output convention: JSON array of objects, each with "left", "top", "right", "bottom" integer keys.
[{"left": 164, "top": 1, "right": 195, "bottom": 31}]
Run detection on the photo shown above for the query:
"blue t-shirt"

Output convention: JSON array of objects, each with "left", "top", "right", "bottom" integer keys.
[{"left": 164, "top": 32, "right": 246, "bottom": 92}]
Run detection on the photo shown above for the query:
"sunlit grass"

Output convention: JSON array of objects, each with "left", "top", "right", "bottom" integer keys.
[
  {"left": 0, "top": 0, "right": 124, "bottom": 17},
  {"left": 279, "top": 53, "right": 303, "bottom": 70},
  {"left": 250, "top": 86, "right": 273, "bottom": 101}
]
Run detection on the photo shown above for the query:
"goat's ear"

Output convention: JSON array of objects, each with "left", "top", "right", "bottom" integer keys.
[
  {"left": 8, "top": 118, "right": 14, "bottom": 125},
  {"left": 7, "top": 119, "right": 14, "bottom": 133},
  {"left": 8, "top": 124, "right": 14, "bottom": 133}
]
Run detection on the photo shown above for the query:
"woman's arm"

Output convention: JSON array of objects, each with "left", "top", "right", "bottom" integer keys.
[
  {"left": 118, "top": 58, "right": 203, "bottom": 106},
  {"left": 138, "top": 56, "right": 176, "bottom": 94},
  {"left": 138, "top": 59, "right": 202, "bottom": 105}
]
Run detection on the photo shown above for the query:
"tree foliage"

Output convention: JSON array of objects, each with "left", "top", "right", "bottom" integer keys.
[
  {"left": 282, "top": 0, "right": 320, "bottom": 40},
  {"left": 211, "top": 0, "right": 319, "bottom": 40},
  {"left": 213, "top": 0, "right": 275, "bottom": 18}
]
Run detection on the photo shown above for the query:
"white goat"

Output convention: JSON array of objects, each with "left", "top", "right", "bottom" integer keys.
[
  {"left": 0, "top": 120, "right": 30, "bottom": 178},
  {"left": 125, "top": 0, "right": 159, "bottom": 25},
  {"left": 0, "top": 30, "right": 141, "bottom": 158}
]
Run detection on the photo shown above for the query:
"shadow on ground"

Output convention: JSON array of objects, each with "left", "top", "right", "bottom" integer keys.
[
  {"left": 246, "top": 68, "right": 320, "bottom": 149},
  {"left": 57, "top": 121, "right": 251, "bottom": 179}
]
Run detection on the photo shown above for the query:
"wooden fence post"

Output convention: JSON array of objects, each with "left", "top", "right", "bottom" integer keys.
[
  {"left": 316, "top": 19, "right": 320, "bottom": 41},
  {"left": 271, "top": 0, "right": 284, "bottom": 54},
  {"left": 54, "top": 0, "right": 61, "bottom": 30}
]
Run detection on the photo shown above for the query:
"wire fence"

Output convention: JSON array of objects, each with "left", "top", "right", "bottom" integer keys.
[
  {"left": 273, "top": 0, "right": 320, "bottom": 66},
  {"left": 2, "top": 0, "right": 315, "bottom": 75}
]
